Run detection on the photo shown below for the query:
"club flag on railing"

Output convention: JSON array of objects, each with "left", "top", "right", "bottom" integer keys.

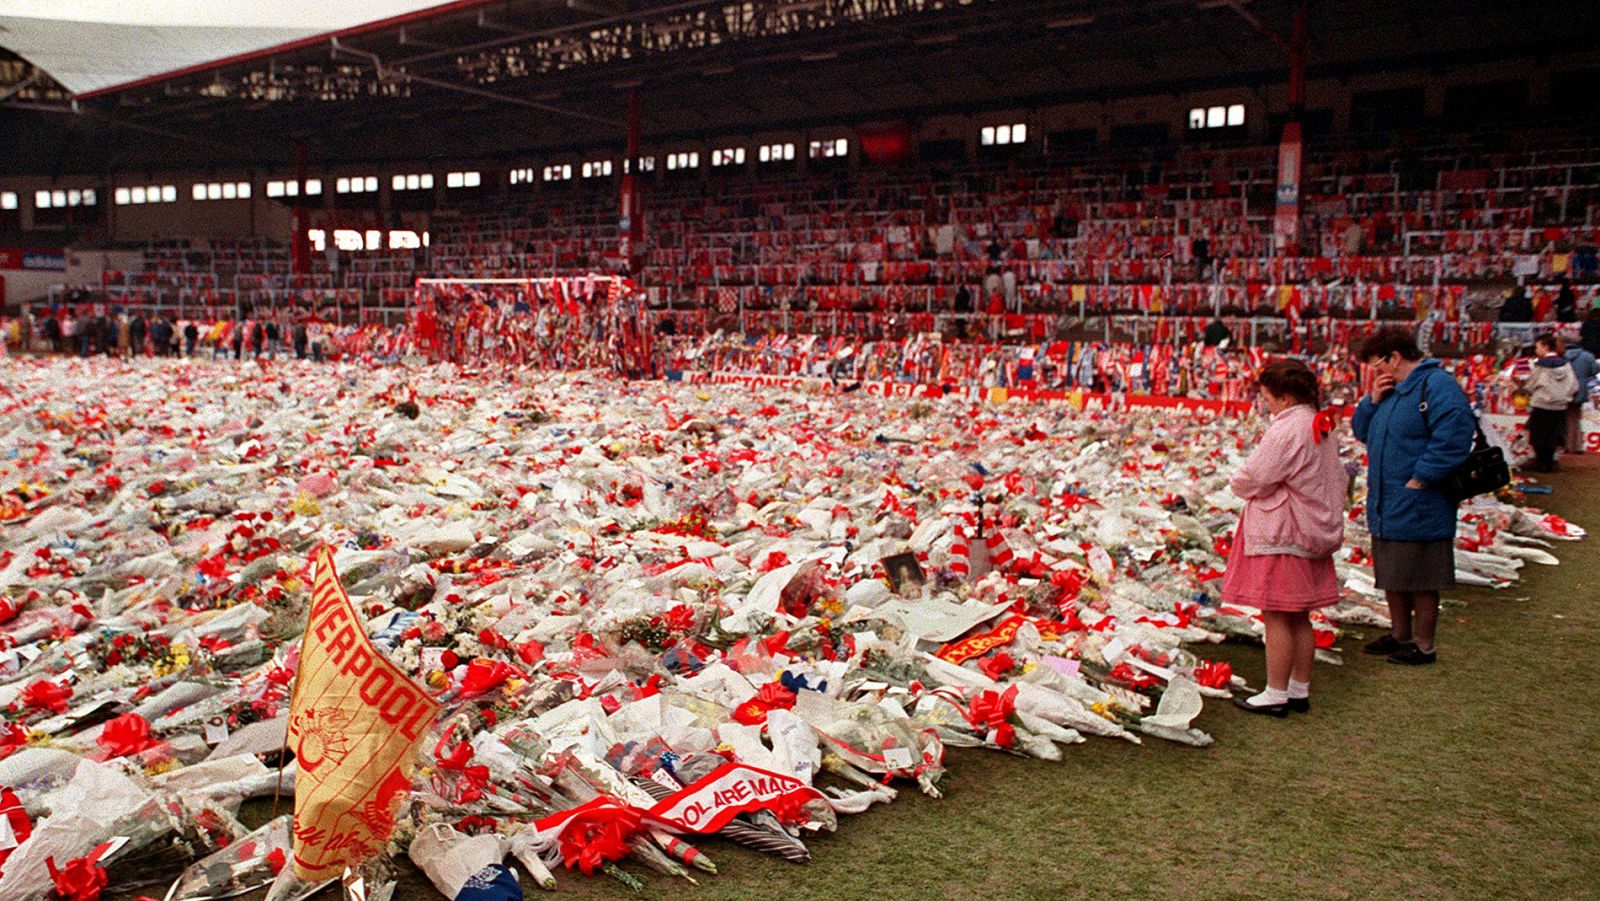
[{"left": 287, "top": 545, "right": 440, "bottom": 881}]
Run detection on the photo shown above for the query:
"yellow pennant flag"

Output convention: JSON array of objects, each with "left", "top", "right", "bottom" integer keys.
[{"left": 288, "top": 545, "right": 440, "bottom": 881}]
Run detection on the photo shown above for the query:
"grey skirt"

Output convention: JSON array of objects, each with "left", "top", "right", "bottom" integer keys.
[{"left": 1371, "top": 537, "right": 1456, "bottom": 592}]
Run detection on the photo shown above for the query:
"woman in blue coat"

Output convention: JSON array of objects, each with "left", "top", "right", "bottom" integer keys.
[{"left": 1350, "top": 327, "right": 1476, "bottom": 665}]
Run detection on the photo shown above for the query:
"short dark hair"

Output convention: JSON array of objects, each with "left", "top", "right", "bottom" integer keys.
[
  {"left": 1535, "top": 333, "right": 1559, "bottom": 353},
  {"left": 1257, "top": 358, "right": 1320, "bottom": 407},
  {"left": 1354, "top": 326, "right": 1423, "bottom": 363}
]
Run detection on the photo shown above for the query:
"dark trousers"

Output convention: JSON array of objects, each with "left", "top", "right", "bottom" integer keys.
[
  {"left": 1565, "top": 403, "right": 1587, "bottom": 454},
  {"left": 1528, "top": 407, "right": 1566, "bottom": 468}
]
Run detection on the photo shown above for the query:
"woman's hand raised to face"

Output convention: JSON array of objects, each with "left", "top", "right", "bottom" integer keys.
[{"left": 1369, "top": 371, "right": 1396, "bottom": 405}]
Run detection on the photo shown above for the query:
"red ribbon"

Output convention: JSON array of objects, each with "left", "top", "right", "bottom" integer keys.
[
  {"left": 962, "top": 685, "right": 1019, "bottom": 749},
  {"left": 96, "top": 713, "right": 160, "bottom": 758},
  {"left": 1193, "top": 660, "right": 1234, "bottom": 690},
  {"left": 1312, "top": 408, "right": 1338, "bottom": 444},
  {"left": 45, "top": 846, "right": 111, "bottom": 901},
  {"left": 552, "top": 799, "right": 642, "bottom": 875},
  {"left": 433, "top": 737, "right": 491, "bottom": 804},
  {"left": 21, "top": 679, "right": 71, "bottom": 714}
]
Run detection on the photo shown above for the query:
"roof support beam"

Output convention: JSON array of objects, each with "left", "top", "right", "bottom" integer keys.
[{"left": 330, "top": 38, "right": 621, "bottom": 128}]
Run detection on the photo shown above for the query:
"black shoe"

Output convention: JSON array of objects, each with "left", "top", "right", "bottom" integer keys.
[
  {"left": 1386, "top": 645, "right": 1437, "bottom": 665},
  {"left": 1287, "top": 697, "right": 1310, "bottom": 713},
  {"left": 1363, "top": 635, "right": 1409, "bottom": 656},
  {"left": 1233, "top": 696, "right": 1288, "bottom": 717}
]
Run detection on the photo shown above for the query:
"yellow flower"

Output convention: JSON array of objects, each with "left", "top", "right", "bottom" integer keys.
[
  {"left": 290, "top": 493, "right": 322, "bottom": 517},
  {"left": 503, "top": 678, "right": 525, "bottom": 696},
  {"left": 426, "top": 669, "right": 449, "bottom": 690},
  {"left": 145, "top": 758, "right": 179, "bottom": 776}
]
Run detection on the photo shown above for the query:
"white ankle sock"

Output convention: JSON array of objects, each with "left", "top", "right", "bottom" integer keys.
[
  {"left": 1244, "top": 687, "right": 1287, "bottom": 707},
  {"left": 1287, "top": 679, "right": 1310, "bottom": 699}
]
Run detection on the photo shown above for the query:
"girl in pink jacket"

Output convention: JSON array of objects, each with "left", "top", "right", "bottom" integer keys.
[{"left": 1223, "top": 359, "right": 1350, "bottom": 717}]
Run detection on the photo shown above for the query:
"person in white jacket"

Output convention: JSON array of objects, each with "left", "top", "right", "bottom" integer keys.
[{"left": 1520, "top": 334, "right": 1578, "bottom": 472}]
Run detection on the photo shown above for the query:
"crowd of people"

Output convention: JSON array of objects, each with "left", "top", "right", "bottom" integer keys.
[{"left": 11, "top": 307, "right": 341, "bottom": 362}]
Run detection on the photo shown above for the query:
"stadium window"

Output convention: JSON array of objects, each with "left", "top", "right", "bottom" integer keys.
[
  {"left": 39, "top": 188, "right": 95, "bottom": 208},
  {"left": 365, "top": 229, "right": 382, "bottom": 250},
  {"left": 193, "top": 181, "right": 251, "bottom": 201},
  {"left": 809, "top": 138, "right": 848, "bottom": 159},
  {"left": 981, "top": 123, "right": 1028, "bottom": 146},
  {"left": 543, "top": 165, "right": 573, "bottom": 182},
  {"left": 336, "top": 176, "right": 377, "bottom": 194},
  {"left": 446, "top": 171, "right": 481, "bottom": 188},
  {"left": 332, "top": 229, "right": 364, "bottom": 251},
  {"left": 40, "top": 189, "right": 95, "bottom": 208},
  {"left": 0, "top": 191, "right": 16, "bottom": 210},
  {"left": 308, "top": 229, "right": 327, "bottom": 251},
  {"left": 624, "top": 156, "right": 657, "bottom": 174},
  {"left": 1189, "top": 104, "right": 1245, "bottom": 130},
  {"left": 582, "top": 160, "right": 613, "bottom": 178},
  {"left": 118, "top": 184, "right": 178, "bottom": 205},
  {"left": 666, "top": 152, "right": 700, "bottom": 170},
  {"left": 509, "top": 168, "right": 537, "bottom": 185},
  {"left": 758, "top": 142, "right": 795, "bottom": 163},
  {"left": 392, "top": 173, "right": 435, "bottom": 191},
  {"left": 305, "top": 179, "right": 322, "bottom": 195},
  {"left": 388, "top": 230, "right": 422, "bottom": 250},
  {"left": 712, "top": 147, "right": 746, "bottom": 167}
]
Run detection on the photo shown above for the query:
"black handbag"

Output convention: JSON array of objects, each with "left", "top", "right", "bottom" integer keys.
[{"left": 1420, "top": 377, "right": 1511, "bottom": 503}]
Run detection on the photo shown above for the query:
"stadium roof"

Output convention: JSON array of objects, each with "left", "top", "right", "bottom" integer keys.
[
  {"left": 0, "top": 1, "right": 457, "bottom": 95},
  {"left": 1, "top": 0, "right": 1597, "bottom": 176}
]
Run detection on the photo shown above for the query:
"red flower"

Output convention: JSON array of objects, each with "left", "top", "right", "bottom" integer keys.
[
  {"left": 515, "top": 639, "right": 545, "bottom": 665},
  {"left": 97, "top": 713, "right": 160, "bottom": 758},
  {"left": 438, "top": 649, "right": 460, "bottom": 671},
  {"left": 45, "top": 852, "right": 108, "bottom": 901},
  {"left": 476, "top": 628, "right": 507, "bottom": 650},
  {"left": 21, "top": 679, "right": 72, "bottom": 714},
  {"left": 146, "top": 481, "right": 166, "bottom": 497},
  {"left": 265, "top": 848, "right": 286, "bottom": 875},
  {"left": 661, "top": 604, "right": 696, "bottom": 634},
  {"left": 196, "top": 554, "right": 229, "bottom": 580}
]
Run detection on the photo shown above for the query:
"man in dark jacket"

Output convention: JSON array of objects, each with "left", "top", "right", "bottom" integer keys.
[
  {"left": 293, "top": 320, "right": 308, "bottom": 360},
  {"left": 150, "top": 316, "right": 172, "bottom": 356},
  {"left": 1562, "top": 338, "right": 1597, "bottom": 454},
  {"left": 265, "top": 319, "right": 281, "bottom": 358},
  {"left": 1202, "top": 318, "right": 1233, "bottom": 347},
  {"left": 1554, "top": 280, "right": 1578, "bottom": 323},
  {"left": 129, "top": 313, "right": 147, "bottom": 356},
  {"left": 1497, "top": 287, "right": 1533, "bottom": 323},
  {"left": 1582, "top": 304, "right": 1600, "bottom": 357},
  {"left": 183, "top": 321, "right": 199, "bottom": 357}
]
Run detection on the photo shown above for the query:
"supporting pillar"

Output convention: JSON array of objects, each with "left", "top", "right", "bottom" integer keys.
[
  {"left": 620, "top": 89, "right": 644, "bottom": 276},
  {"left": 291, "top": 146, "right": 310, "bottom": 278},
  {"left": 1273, "top": 0, "right": 1308, "bottom": 254}
]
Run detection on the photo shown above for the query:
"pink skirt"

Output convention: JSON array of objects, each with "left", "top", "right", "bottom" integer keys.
[{"left": 1220, "top": 512, "right": 1341, "bottom": 612}]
